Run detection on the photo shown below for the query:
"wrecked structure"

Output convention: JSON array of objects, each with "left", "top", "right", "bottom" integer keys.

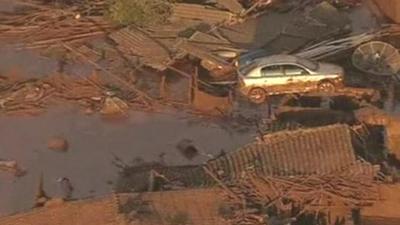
[
  {"left": 0, "top": 123, "right": 387, "bottom": 225},
  {"left": 107, "top": 123, "right": 385, "bottom": 224},
  {"left": 1, "top": 0, "right": 400, "bottom": 224},
  {"left": 207, "top": 124, "right": 362, "bottom": 178}
]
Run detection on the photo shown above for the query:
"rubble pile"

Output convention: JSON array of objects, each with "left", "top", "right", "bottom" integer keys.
[
  {"left": 0, "top": 2, "right": 114, "bottom": 50},
  {"left": 227, "top": 172, "right": 378, "bottom": 225},
  {"left": 0, "top": 74, "right": 151, "bottom": 116},
  {"left": 106, "top": 123, "right": 390, "bottom": 225},
  {"left": 201, "top": 124, "right": 383, "bottom": 224}
]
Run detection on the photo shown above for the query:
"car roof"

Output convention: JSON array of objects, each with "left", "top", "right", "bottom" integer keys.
[{"left": 255, "top": 54, "right": 302, "bottom": 66}]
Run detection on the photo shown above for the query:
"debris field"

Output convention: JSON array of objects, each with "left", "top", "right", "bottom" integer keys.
[{"left": 0, "top": 0, "right": 400, "bottom": 225}]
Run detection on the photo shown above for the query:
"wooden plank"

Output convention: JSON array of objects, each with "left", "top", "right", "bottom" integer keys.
[
  {"left": 216, "top": 0, "right": 244, "bottom": 14},
  {"left": 172, "top": 3, "right": 234, "bottom": 24}
]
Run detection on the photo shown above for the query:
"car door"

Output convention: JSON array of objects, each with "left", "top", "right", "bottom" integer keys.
[
  {"left": 260, "top": 65, "right": 285, "bottom": 85},
  {"left": 282, "top": 64, "right": 311, "bottom": 90}
]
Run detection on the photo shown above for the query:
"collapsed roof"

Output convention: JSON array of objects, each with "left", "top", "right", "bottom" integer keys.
[{"left": 206, "top": 124, "right": 368, "bottom": 179}]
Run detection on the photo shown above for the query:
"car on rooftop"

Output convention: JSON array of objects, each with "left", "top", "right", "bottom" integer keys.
[{"left": 238, "top": 54, "right": 345, "bottom": 104}]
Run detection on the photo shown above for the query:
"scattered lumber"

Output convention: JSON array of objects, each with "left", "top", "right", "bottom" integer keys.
[
  {"left": 224, "top": 166, "right": 379, "bottom": 224},
  {"left": 0, "top": 73, "right": 152, "bottom": 116},
  {"left": 295, "top": 24, "right": 400, "bottom": 60},
  {"left": 0, "top": 1, "right": 115, "bottom": 50}
]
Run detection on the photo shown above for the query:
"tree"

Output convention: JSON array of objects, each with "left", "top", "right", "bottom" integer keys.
[{"left": 108, "top": 0, "right": 172, "bottom": 26}]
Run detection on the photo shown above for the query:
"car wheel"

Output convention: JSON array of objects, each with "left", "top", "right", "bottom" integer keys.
[
  {"left": 248, "top": 88, "right": 267, "bottom": 104},
  {"left": 318, "top": 81, "right": 335, "bottom": 93}
]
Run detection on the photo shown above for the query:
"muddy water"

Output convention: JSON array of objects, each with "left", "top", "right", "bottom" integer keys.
[
  {"left": 0, "top": 45, "right": 253, "bottom": 215},
  {"left": 0, "top": 107, "right": 253, "bottom": 215},
  {"left": 0, "top": 0, "right": 15, "bottom": 12}
]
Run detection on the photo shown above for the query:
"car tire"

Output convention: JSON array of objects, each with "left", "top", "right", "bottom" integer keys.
[
  {"left": 318, "top": 81, "right": 335, "bottom": 93},
  {"left": 248, "top": 88, "right": 267, "bottom": 104}
]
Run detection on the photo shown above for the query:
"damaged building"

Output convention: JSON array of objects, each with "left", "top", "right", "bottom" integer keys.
[{"left": 1, "top": 0, "right": 400, "bottom": 224}]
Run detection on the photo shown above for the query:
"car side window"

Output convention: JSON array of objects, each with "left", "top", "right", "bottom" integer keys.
[
  {"left": 260, "top": 65, "right": 283, "bottom": 77},
  {"left": 283, "top": 65, "right": 309, "bottom": 76}
]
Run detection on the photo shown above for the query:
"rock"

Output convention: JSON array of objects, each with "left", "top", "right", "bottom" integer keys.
[
  {"left": 0, "top": 160, "right": 17, "bottom": 168},
  {"left": 100, "top": 96, "right": 129, "bottom": 115},
  {"left": 35, "top": 197, "right": 48, "bottom": 207},
  {"left": 176, "top": 139, "right": 199, "bottom": 160},
  {"left": 44, "top": 198, "right": 65, "bottom": 208},
  {"left": 47, "top": 137, "right": 69, "bottom": 152}
]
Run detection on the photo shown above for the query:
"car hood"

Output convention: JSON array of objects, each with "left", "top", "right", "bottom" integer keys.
[{"left": 316, "top": 63, "right": 344, "bottom": 75}]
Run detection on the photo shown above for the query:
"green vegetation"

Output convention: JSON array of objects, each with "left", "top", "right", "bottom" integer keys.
[{"left": 107, "top": 0, "right": 173, "bottom": 26}]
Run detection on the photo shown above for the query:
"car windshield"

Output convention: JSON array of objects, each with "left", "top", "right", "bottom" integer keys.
[
  {"left": 238, "top": 63, "right": 258, "bottom": 76},
  {"left": 238, "top": 50, "right": 269, "bottom": 67},
  {"left": 297, "top": 58, "right": 319, "bottom": 71}
]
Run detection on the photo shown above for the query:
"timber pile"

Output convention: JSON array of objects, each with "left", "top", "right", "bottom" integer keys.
[
  {"left": 0, "top": 75, "right": 151, "bottom": 116},
  {"left": 0, "top": 1, "right": 114, "bottom": 50},
  {"left": 10, "top": 0, "right": 108, "bottom": 16},
  {"left": 0, "top": 78, "right": 55, "bottom": 116},
  {"left": 225, "top": 165, "right": 379, "bottom": 225}
]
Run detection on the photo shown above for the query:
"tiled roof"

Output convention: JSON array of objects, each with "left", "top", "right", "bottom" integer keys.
[
  {"left": 206, "top": 124, "right": 357, "bottom": 179},
  {"left": 0, "top": 195, "right": 124, "bottom": 225}
]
